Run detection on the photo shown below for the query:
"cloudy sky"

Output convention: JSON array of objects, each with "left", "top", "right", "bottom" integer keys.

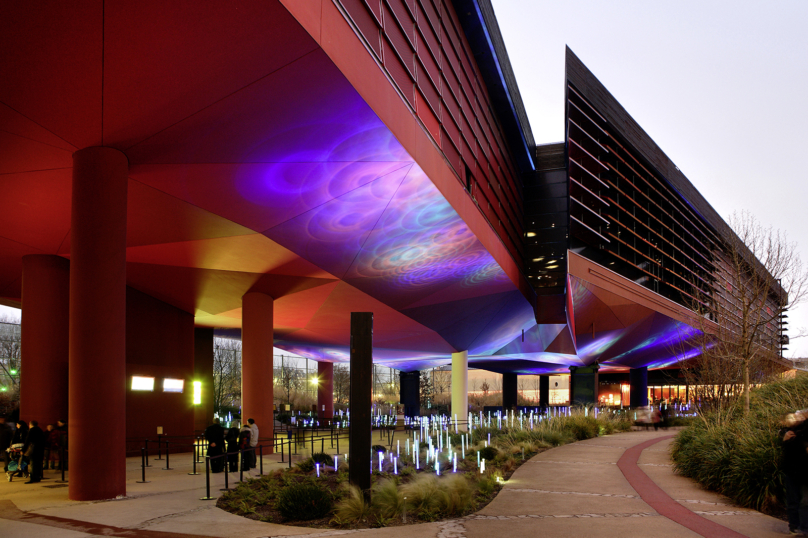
[{"left": 491, "top": 0, "right": 808, "bottom": 358}]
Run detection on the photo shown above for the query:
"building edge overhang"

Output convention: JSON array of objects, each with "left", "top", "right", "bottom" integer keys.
[
  {"left": 565, "top": 46, "right": 784, "bottom": 300},
  {"left": 452, "top": 0, "right": 535, "bottom": 174}
]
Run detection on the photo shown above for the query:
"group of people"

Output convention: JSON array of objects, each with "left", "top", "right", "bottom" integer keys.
[
  {"left": 0, "top": 416, "right": 67, "bottom": 483},
  {"left": 203, "top": 417, "right": 259, "bottom": 473}
]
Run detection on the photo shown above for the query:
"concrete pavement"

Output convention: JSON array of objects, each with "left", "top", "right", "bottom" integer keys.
[{"left": 0, "top": 429, "right": 790, "bottom": 537}]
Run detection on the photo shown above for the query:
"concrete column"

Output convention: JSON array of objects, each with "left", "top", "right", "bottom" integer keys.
[
  {"left": 451, "top": 351, "right": 468, "bottom": 430},
  {"left": 68, "top": 147, "right": 128, "bottom": 501},
  {"left": 20, "top": 255, "right": 70, "bottom": 426},
  {"left": 193, "top": 328, "right": 214, "bottom": 432},
  {"left": 317, "top": 361, "right": 334, "bottom": 421},
  {"left": 538, "top": 375, "right": 550, "bottom": 408},
  {"left": 629, "top": 367, "right": 648, "bottom": 408},
  {"left": 502, "top": 372, "right": 518, "bottom": 410},
  {"left": 399, "top": 370, "right": 420, "bottom": 417},
  {"left": 241, "top": 292, "right": 274, "bottom": 452},
  {"left": 569, "top": 364, "right": 599, "bottom": 406}
]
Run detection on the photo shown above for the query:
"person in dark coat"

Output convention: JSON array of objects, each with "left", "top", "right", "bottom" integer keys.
[
  {"left": 781, "top": 411, "right": 808, "bottom": 534},
  {"left": 238, "top": 424, "right": 253, "bottom": 470},
  {"left": 56, "top": 419, "right": 67, "bottom": 470},
  {"left": 225, "top": 421, "right": 240, "bottom": 472},
  {"left": 44, "top": 424, "right": 60, "bottom": 470},
  {"left": 23, "top": 420, "right": 46, "bottom": 483},
  {"left": 0, "top": 417, "right": 12, "bottom": 472},
  {"left": 204, "top": 418, "right": 226, "bottom": 473},
  {"left": 11, "top": 420, "right": 27, "bottom": 446}
]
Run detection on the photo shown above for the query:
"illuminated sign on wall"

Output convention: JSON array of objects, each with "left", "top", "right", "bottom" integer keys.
[
  {"left": 192, "top": 381, "right": 202, "bottom": 405},
  {"left": 131, "top": 376, "right": 155, "bottom": 391},
  {"left": 163, "top": 378, "right": 184, "bottom": 393}
]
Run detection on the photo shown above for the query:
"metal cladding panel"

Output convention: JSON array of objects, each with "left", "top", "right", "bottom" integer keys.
[{"left": 336, "top": 0, "right": 525, "bottom": 266}]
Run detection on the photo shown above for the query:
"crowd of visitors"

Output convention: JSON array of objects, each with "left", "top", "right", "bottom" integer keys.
[
  {"left": 0, "top": 416, "right": 67, "bottom": 483},
  {"left": 203, "top": 417, "right": 259, "bottom": 473}
]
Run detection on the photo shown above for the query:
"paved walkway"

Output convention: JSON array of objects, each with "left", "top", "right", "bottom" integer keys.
[{"left": 0, "top": 429, "right": 789, "bottom": 537}]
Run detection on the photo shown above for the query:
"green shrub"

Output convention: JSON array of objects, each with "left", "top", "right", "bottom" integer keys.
[
  {"left": 372, "top": 445, "right": 387, "bottom": 454},
  {"left": 332, "top": 485, "right": 371, "bottom": 524},
  {"left": 567, "top": 415, "right": 600, "bottom": 440},
  {"left": 275, "top": 482, "right": 333, "bottom": 521},
  {"left": 671, "top": 374, "right": 808, "bottom": 513},
  {"left": 372, "top": 479, "right": 405, "bottom": 519},
  {"left": 296, "top": 458, "right": 315, "bottom": 473},
  {"left": 312, "top": 452, "right": 334, "bottom": 465},
  {"left": 478, "top": 446, "right": 498, "bottom": 461}
]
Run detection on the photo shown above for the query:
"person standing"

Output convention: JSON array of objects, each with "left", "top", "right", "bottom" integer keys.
[
  {"left": 238, "top": 423, "right": 252, "bottom": 470},
  {"left": 55, "top": 420, "right": 67, "bottom": 470},
  {"left": 44, "top": 424, "right": 60, "bottom": 470},
  {"left": 225, "top": 420, "right": 240, "bottom": 473},
  {"left": 247, "top": 418, "right": 258, "bottom": 470},
  {"left": 204, "top": 418, "right": 226, "bottom": 473},
  {"left": 23, "top": 420, "right": 46, "bottom": 483},
  {"left": 781, "top": 411, "right": 808, "bottom": 535},
  {"left": 0, "top": 417, "right": 12, "bottom": 472}
]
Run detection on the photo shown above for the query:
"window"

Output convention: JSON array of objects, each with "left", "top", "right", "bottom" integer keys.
[
  {"left": 163, "top": 378, "right": 184, "bottom": 393},
  {"left": 131, "top": 376, "right": 155, "bottom": 391}
]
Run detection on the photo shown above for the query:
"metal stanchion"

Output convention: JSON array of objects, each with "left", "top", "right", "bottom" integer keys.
[
  {"left": 220, "top": 456, "right": 230, "bottom": 491},
  {"left": 163, "top": 442, "right": 173, "bottom": 470},
  {"left": 280, "top": 439, "right": 285, "bottom": 463},
  {"left": 144, "top": 439, "right": 151, "bottom": 467},
  {"left": 137, "top": 447, "right": 150, "bottom": 483},
  {"left": 321, "top": 438, "right": 324, "bottom": 455},
  {"left": 288, "top": 437, "right": 292, "bottom": 469},
  {"left": 188, "top": 443, "right": 199, "bottom": 475},
  {"left": 200, "top": 457, "right": 215, "bottom": 500},
  {"left": 239, "top": 449, "right": 244, "bottom": 483},
  {"left": 259, "top": 445, "right": 264, "bottom": 475}
]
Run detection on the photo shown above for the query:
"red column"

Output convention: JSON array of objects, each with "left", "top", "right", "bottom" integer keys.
[
  {"left": 20, "top": 255, "right": 70, "bottom": 426},
  {"left": 317, "top": 361, "right": 333, "bottom": 421},
  {"left": 241, "top": 292, "right": 274, "bottom": 452},
  {"left": 68, "top": 147, "right": 128, "bottom": 501}
]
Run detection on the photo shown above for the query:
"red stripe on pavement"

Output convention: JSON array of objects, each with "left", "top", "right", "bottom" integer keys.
[{"left": 617, "top": 435, "right": 747, "bottom": 538}]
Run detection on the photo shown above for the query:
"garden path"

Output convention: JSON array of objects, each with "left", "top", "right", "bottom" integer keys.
[{"left": 0, "top": 429, "right": 788, "bottom": 537}]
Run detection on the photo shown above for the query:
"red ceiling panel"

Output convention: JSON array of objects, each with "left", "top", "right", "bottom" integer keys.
[
  {"left": 0, "top": 169, "right": 72, "bottom": 254},
  {"left": 102, "top": 0, "right": 319, "bottom": 150},
  {"left": 0, "top": 1, "right": 103, "bottom": 148}
]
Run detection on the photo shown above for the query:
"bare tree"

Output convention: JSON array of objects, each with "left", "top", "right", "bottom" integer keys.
[
  {"left": 682, "top": 211, "right": 808, "bottom": 415},
  {"left": 419, "top": 369, "right": 433, "bottom": 409},
  {"left": 432, "top": 367, "right": 451, "bottom": 405},
  {"left": 213, "top": 338, "right": 241, "bottom": 415},
  {"left": 275, "top": 358, "right": 301, "bottom": 406},
  {"left": 0, "top": 315, "right": 21, "bottom": 413},
  {"left": 333, "top": 364, "right": 350, "bottom": 405}
]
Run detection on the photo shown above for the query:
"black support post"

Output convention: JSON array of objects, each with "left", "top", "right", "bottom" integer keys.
[
  {"left": 629, "top": 367, "right": 648, "bottom": 408},
  {"left": 349, "top": 312, "right": 373, "bottom": 501},
  {"left": 539, "top": 375, "right": 550, "bottom": 408},
  {"left": 399, "top": 370, "right": 420, "bottom": 418},
  {"left": 502, "top": 373, "right": 518, "bottom": 410}
]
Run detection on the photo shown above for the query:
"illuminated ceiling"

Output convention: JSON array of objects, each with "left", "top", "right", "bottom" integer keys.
[{"left": 0, "top": 1, "right": 701, "bottom": 373}]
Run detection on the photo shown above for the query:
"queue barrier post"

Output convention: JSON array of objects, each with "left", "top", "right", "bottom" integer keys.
[{"left": 136, "top": 447, "right": 150, "bottom": 483}]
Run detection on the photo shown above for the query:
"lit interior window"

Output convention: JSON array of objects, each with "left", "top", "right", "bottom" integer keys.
[
  {"left": 131, "top": 376, "right": 155, "bottom": 391},
  {"left": 163, "top": 378, "right": 184, "bottom": 393},
  {"left": 192, "top": 381, "right": 202, "bottom": 405}
]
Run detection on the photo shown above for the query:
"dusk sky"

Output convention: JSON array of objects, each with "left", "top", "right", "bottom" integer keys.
[{"left": 492, "top": 0, "right": 808, "bottom": 358}]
